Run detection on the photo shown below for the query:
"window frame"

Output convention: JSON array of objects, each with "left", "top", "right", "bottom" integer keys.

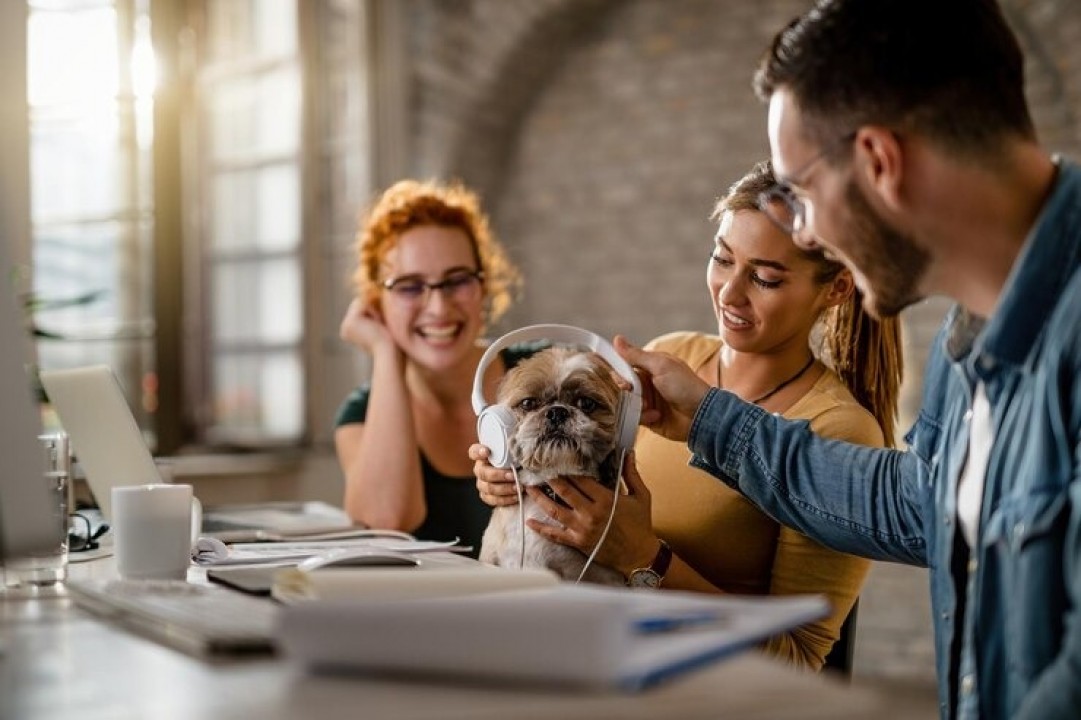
[{"left": 151, "top": 0, "right": 375, "bottom": 453}]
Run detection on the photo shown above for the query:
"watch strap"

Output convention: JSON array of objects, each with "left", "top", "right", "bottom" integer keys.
[
  {"left": 626, "top": 539, "right": 672, "bottom": 588},
  {"left": 650, "top": 539, "right": 672, "bottom": 580}
]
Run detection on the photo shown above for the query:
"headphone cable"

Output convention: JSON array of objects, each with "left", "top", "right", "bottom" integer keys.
[
  {"left": 575, "top": 447, "right": 625, "bottom": 584},
  {"left": 512, "top": 452, "right": 620, "bottom": 581},
  {"left": 511, "top": 465, "right": 525, "bottom": 569}
]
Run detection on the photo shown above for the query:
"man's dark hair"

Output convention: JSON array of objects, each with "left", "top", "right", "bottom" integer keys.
[{"left": 753, "top": 0, "right": 1035, "bottom": 156}]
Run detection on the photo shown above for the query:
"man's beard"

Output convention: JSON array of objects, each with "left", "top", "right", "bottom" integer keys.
[{"left": 842, "top": 179, "right": 931, "bottom": 318}]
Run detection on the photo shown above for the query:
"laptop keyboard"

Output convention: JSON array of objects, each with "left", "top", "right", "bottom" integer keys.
[{"left": 67, "top": 578, "right": 280, "bottom": 656}]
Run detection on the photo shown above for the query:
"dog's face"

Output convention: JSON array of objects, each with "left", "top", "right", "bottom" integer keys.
[{"left": 496, "top": 347, "right": 623, "bottom": 481}]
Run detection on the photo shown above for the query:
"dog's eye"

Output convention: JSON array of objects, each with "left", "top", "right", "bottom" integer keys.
[
  {"left": 575, "top": 397, "right": 598, "bottom": 413},
  {"left": 517, "top": 398, "right": 538, "bottom": 412}
]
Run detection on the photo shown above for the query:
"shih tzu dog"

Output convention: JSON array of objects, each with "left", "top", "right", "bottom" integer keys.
[{"left": 479, "top": 347, "right": 626, "bottom": 585}]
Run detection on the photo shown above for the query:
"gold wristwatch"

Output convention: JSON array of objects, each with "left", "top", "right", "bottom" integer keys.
[{"left": 626, "top": 539, "right": 672, "bottom": 588}]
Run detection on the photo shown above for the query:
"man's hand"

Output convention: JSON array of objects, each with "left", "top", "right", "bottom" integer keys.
[
  {"left": 614, "top": 335, "right": 711, "bottom": 442},
  {"left": 469, "top": 443, "right": 520, "bottom": 507}
]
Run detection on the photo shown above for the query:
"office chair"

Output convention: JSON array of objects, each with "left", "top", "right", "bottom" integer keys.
[{"left": 822, "top": 599, "right": 859, "bottom": 678}]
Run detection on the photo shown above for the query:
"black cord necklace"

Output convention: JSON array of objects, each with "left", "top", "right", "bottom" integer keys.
[{"left": 717, "top": 354, "right": 816, "bottom": 406}]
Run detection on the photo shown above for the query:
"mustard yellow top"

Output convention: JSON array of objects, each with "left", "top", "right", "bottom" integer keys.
[{"left": 638, "top": 332, "right": 881, "bottom": 670}]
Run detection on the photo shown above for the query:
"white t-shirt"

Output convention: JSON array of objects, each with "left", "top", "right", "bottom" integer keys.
[{"left": 957, "top": 383, "right": 993, "bottom": 550}]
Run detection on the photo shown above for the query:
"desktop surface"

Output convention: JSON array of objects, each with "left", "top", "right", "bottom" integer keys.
[{"left": 1, "top": 558, "right": 937, "bottom": 720}]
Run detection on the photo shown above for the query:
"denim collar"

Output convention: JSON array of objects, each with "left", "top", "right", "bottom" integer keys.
[{"left": 946, "top": 158, "right": 1081, "bottom": 371}]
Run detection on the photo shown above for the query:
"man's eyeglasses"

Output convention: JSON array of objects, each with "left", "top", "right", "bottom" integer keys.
[
  {"left": 382, "top": 269, "right": 484, "bottom": 306},
  {"left": 757, "top": 132, "right": 856, "bottom": 242}
]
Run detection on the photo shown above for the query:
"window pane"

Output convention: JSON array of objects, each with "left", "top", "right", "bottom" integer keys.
[
  {"left": 211, "top": 351, "right": 303, "bottom": 441},
  {"left": 27, "top": 6, "right": 118, "bottom": 109},
  {"left": 255, "top": 66, "right": 300, "bottom": 155},
  {"left": 207, "top": 78, "right": 255, "bottom": 158},
  {"left": 256, "top": 165, "right": 300, "bottom": 251},
  {"left": 30, "top": 113, "right": 122, "bottom": 221},
  {"left": 33, "top": 221, "right": 121, "bottom": 328},
  {"left": 208, "top": 0, "right": 296, "bottom": 62},
  {"left": 28, "top": 6, "right": 123, "bottom": 222},
  {"left": 253, "top": 0, "right": 297, "bottom": 58},
  {"left": 211, "top": 165, "right": 299, "bottom": 253},
  {"left": 211, "top": 170, "right": 254, "bottom": 253},
  {"left": 208, "top": 65, "right": 299, "bottom": 160},
  {"left": 212, "top": 258, "right": 302, "bottom": 344},
  {"left": 28, "top": 1, "right": 156, "bottom": 447}
]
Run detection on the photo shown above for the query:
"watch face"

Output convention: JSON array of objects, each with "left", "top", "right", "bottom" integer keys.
[{"left": 628, "top": 568, "right": 661, "bottom": 588}]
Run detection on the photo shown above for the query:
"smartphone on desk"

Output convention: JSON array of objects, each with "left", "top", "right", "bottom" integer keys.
[{"left": 207, "top": 566, "right": 282, "bottom": 596}]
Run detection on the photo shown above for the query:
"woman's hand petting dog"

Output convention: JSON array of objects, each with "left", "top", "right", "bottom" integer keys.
[
  {"left": 470, "top": 443, "right": 520, "bottom": 507},
  {"left": 524, "top": 452, "right": 660, "bottom": 578}
]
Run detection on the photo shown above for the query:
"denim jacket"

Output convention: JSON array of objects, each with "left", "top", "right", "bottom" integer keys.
[{"left": 686, "top": 159, "right": 1081, "bottom": 720}]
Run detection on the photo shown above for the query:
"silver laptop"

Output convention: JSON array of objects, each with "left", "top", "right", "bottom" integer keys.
[
  {"left": 40, "top": 364, "right": 355, "bottom": 537},
  {"left": 39, "top": 365, "right": 163, "bottom": 522}
]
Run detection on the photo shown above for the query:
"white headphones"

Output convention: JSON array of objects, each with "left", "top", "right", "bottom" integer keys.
[{"left": 471, "top": 324, "right": 643, "bottom": 469}]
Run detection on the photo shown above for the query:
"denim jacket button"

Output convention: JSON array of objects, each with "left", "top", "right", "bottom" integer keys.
[
  {"left": 967, "top": 558, "right": 978, "bottom": 574},
  {"left": 961, "top": 674, "right": 976, "bottom": 695},
  {"left": 963, "top": 409, "right": 974, "bottom": 422}
]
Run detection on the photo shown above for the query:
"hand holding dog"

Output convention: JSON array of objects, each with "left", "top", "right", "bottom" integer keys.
[
  {"left": 470, "top": 443, "right": 519, "bottom": 507},
  {"left": 525, "top": 452, "right": 660, "bottom": 577},
  {"left": 614, "top": 335, "right": 711, "bottom": 442}
]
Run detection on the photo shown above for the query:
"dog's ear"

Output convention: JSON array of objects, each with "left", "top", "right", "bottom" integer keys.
[{"left": 598, "top": 449, "right": 621, "bottom": 490}]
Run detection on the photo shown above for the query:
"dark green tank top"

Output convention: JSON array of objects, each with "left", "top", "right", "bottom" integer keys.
[{"left": 333, "top": 343, "right": 544, "bottom": 557}]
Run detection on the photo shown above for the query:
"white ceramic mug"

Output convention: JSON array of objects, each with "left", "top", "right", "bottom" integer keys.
[{"left": 112, "top": 484, "right": 202, "bottom": 580}]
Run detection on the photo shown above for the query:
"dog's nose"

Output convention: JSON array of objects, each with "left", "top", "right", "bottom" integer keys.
[{"left": 545, "top": 406, "right": 570, "bottom": 425}]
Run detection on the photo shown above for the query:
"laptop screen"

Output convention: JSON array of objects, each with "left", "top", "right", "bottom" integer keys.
[{"left": 39, "top": 365, "right": 163, "bottom": 522}]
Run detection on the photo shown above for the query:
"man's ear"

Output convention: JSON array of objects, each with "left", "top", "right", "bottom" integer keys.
[
  {"left": 825, "top": 269, "right": 856, "bottom": 307},
  {"left": 854, "top": 126, "right": 905, "bottom": 212}
]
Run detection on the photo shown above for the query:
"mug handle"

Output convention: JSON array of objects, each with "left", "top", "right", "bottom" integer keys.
[{"left": 190, "top": 496, "right": 203, "bottom": 545}]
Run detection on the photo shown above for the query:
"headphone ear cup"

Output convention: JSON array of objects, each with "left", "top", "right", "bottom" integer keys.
[
  {"left": 476, "top": 404, "right": 517, "bottom": 469},
  {"left": 616, "top": 392, "right": 642, "bottom": 452}
]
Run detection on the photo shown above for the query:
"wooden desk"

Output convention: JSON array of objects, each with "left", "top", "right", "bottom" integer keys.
[{"left": 1, "top": 559, "right": 933, "bottom": 720}]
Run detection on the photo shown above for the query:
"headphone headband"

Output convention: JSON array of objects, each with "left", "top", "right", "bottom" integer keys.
[{"left": 471, "top": 324, "right": 642, "bottom": 415}]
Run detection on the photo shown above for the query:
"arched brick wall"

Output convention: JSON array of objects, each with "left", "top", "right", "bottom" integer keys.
[
  {"left": 408, "top": 0, "right": 623, "bottom": 194},
  {"left": 404, "top": 0, "right": 1081, "bottom": 425}
]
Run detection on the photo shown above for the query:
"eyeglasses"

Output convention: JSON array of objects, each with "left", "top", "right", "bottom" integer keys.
[
  {"left": 381, "top": 269, "right": 484, "bottom": 306},
  {"left": 757, "top": 132, "right": 856, "bottom": 243},
  {"left": 68, "top": 512, "right": 109, "bottom": 553}
]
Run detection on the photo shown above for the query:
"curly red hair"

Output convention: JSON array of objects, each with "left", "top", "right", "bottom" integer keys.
[{"left": 353, "top": 179, "right": 521, "bottom": 324}]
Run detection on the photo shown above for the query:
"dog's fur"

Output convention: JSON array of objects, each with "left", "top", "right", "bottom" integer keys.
[{"left": 479, "top": 347, "right": 626, "bottom": 585}]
